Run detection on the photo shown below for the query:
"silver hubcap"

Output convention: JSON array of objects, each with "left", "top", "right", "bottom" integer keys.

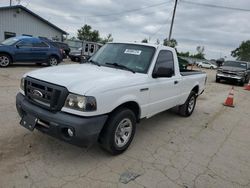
[
  {"left": 188, "top": 96, "right": 195, "bottom": 113},
  {"left": 50, "top": 58, "right": 58, "bottom": 66},
  {"left": 115, "top": 118, "right": 132, "bottom": 148},
  {"left": 0, "top": 56, "right": 10, "bottom": 67}
]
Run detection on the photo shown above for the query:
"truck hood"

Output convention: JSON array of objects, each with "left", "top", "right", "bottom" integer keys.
[
  {"left": 25, "top": 64, "right": 146, "bottom": 95},
  {"left": 220, "top": 66, "right": 246, "bottom": 72}
]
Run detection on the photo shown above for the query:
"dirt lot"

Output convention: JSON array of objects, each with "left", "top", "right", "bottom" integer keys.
[{"left": 0, "top": 60, "right": 250, "bottom": 188}]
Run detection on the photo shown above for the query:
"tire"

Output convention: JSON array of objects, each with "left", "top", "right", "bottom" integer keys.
[
  {"left": 99, "top": 108, "right": 136, "bottom": 155},
  {"left": 245, "top": 76, "right": 249, "bottom": 84},
  {"left": 239, "top": 81, "right": 245, "bottom": 86},
  {"left": 179, "top": 91, "right": 197, "bottom": 117},
  {"left": 48, "top": 56, "right": 59, "bottom": 66},
  {"left": 198, "top": 65, "right": 202, "bottom": 68},
  {"left": 0, "top": 53, "right": 12, "bottom": 67},
  {"left": 210, "top": 66, "right": 214, "bottom": 69},
  {"left": 216, "top": 78, "right": 220, "bottom": 83}
]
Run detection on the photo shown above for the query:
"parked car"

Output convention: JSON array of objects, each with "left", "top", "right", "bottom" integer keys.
[
  {"left": 16, "top": 42, "right": 207, "bottom": 155},
  {"left": 198, "top": 61, "right": 217, "bottom": 69},
  {"left": 216, "top": 61, "right": 250, "bottom": 86},
  {"left": 68, "top": 42, "right": 102, "bottom": 62},
  {"left": 0, "top": 36, "right": 63, "bottom": 67},
  {"left": 68, "top": 48, "right": 83, "bottom": 62},
  {"left": 38, "top": 37, "right": 69, "bottom": 59},
  {"left": 52, "top": 41, "right": 70, "bottom": 58}
]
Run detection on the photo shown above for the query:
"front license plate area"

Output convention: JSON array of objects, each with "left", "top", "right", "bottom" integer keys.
[{"left": 20, "top": 114, "right": 38, "bottom": 131}]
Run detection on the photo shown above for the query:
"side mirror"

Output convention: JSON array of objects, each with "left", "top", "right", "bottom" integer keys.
[{"left": 152, "top": 67, "right": 174, "bottom": 78}]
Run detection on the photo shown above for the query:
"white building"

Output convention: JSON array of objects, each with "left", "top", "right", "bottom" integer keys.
[{"left": 0, "top": 5, "right": 67, "bottom": 42}]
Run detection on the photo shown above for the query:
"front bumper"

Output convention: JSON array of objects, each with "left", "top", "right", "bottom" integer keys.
[
  {"left": 16, "top": 93, "right": 108, "bottom": 147},
  {"left": 216, "top": 73, "right": 244, "bottom": 82}
]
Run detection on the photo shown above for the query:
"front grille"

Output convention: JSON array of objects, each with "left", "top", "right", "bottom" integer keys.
[
  {"left": 222, "top": 71, "right": 237, "bottom": 76},
  {"left": 25, "top": 77, "right": 68, "bottom": 111}
]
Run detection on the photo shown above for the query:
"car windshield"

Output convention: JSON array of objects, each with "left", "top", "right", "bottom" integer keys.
[
  {"left": 223, "top": 61, "right": 247, "bottom": 69},
  {"left": 0, "top": 37, "right": 19, "bottom": 45},
  {"left": 89, "top": 43, "right": 155, "bottom": 73}
]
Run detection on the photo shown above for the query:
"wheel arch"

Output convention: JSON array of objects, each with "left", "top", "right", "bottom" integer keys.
[
  {"left": 191, "top": 85, "right": 199, "bottom": 95},
  {"left": 0, "top": 52, "right": 13, "bottom": 62},
  {"left": 110, "top": 101, "right": 141, "bottom": 123}
]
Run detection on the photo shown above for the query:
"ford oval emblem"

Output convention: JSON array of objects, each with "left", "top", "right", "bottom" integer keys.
[{"left": 32, "top": 89, "right": 43, "bottom": 98}]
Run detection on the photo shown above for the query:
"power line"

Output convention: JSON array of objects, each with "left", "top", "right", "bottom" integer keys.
[
  {"left": 182, "top": 0, "right": 250, "bottom": 12},
  {"left": 87, "top": 0, "right": 172, "bottom": 18},
  {"left": 149, "top": 10, "right": 174, "bottom": 40}
]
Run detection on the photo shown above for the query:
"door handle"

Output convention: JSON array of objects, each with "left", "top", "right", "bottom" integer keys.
[
  {"left": 174, "top": 80, "right": 179, "bottom": 84},
  {"left": 140, "top": 88, "right": 149, "bottom": 92}
]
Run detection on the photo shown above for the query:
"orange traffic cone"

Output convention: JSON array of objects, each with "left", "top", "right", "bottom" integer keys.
[
  {"left": 244, "top": 80, "right": 250, "bottom": 91},
  {"left": 223, "top": 87, "right": 235, "bottom": 107}
]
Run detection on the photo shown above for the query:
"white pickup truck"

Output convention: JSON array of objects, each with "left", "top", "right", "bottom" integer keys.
[{"left": 16, "top": 42, "right": 207, "bottom": 155}]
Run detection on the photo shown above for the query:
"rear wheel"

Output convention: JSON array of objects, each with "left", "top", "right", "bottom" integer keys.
[
  {"left": 179, "top": 91, "right": 197, "bottom": 117},
  {"left": 48, "top": 56, "right": 59, "bottom": 66},
  {"left": 99, "top": 108, "right": 136, "bottom": 155},
  {"left": 0, "top": 54, "right": 12, "bottom": 67},
  {"left": 210, "top": 66, "right": 214, "bottom": 69}
]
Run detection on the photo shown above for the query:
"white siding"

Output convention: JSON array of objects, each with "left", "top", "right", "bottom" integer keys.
[{"left": 0, "top": 8, "right": 64, "bottom": 42}]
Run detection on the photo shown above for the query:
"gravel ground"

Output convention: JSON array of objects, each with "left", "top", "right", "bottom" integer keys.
[{"left": 0, "top": 60, "right": 250, "bottom": 188}]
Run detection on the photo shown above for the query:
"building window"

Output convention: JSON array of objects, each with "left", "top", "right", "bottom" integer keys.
[
  {"left": 22, "top": 34, "right": 32, "bottom": 37},
  {"left": 4, "top": 32, "right": 16, "bottom": 39}
]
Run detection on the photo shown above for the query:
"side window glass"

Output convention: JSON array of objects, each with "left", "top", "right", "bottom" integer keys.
[
  {"left": 33, "top": 41, "right": 49, "bottom": 47},
  {"left": 90, "top": 44, "right": 94, "bottom": 53},
  {"left": 85, "top": 44, "right": 89, "bottom": 52},
  {"left": 154, "top": 50, "right": 175, "bottom": 74},
  {"left": 17, "top": 39, "right": 33, "bottom": 48}
]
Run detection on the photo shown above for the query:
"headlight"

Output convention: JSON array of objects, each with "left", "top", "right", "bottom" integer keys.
[
  {"left": 237, "top": 71, "right": 245, "bottom": 76},
  {"left": 20, "top": 77, "right": 25, "bottom": 91},
  {"left": 64, "top": 93, "right": 96, "bottom": 111}
]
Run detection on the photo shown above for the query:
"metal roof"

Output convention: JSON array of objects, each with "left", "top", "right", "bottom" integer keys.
[{"left": 0, "top": 5, "right": 68, "bottom": 35}]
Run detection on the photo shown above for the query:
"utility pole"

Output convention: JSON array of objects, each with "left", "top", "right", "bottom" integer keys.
[
  {"left": 10, "top": 0, "right": 12, "bottom": 6},
  {"left": 168, "top": 0, "right": 178, "bottom": 41}
]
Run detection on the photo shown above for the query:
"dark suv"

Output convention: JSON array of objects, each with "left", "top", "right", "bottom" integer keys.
[
  {"left": 0, "top": 36, "right": 63, "bottom": 67},
  {"left": 216, "top": 61, "right": 250, "bottom": 86}
]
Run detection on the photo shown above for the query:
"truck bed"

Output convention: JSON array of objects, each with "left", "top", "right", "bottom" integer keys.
[{"left": 180, "top": 69, "right": 205, "bottom": 76}]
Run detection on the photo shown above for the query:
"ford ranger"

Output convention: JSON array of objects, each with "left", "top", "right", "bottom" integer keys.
[{"left": 16, "top": 42, "right": 207, "bottom": 155}]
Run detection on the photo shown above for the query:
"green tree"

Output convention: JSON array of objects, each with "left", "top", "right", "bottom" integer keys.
[
  {"left": 141, "top": 38, "right": 148, "bottom": 43},
  {"left": 101, "top": 34, "right": 113, "bottom": 44},
  {"left": 155, "top": 39, "right": 160, "bottom": 45},
  {"left": 77, "top": 24, "right": 100, "bottom": 42},
  {"left": 191, "top": 46, "right": 205, "bottom": 59},
  {"left": 231, "top": 40, "right": 250, "bottom": 61},
  {"left": 163, "top": 38, "right": 178, "bottom": 48},
  {"left": 177, "top": 51, "right": 190, "bottom": 57}
]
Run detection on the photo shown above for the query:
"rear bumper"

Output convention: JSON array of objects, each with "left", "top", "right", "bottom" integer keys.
[{"left": 16, "top": 93, "right": 108, "bottom": 147}]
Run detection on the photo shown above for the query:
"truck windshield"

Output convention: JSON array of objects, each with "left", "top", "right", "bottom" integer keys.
[
  {"left": 223, "top": 61, "right": 247, "bottom": 69},
  {"left": 0, "top": 37, "right": 19, "bottom": 45},
  {"left": 89, "top": 43, "right": 155, "bottom": 73}
]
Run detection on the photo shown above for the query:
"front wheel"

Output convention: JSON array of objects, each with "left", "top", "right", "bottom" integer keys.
[
  {"left": 99, "top": 108, "right": 136, "bottom": 155},
  {"left": 179, "top": 91, "right": 197, "bottom": 117},
  {"left": 0, "top": 54, "right": 12, "bottom": 67},
  {"left": 210, "top": 66, "right": 214, "bottom": 69},
  {"left": 48, "top": 56, "right": 59, "bottom": 66}
]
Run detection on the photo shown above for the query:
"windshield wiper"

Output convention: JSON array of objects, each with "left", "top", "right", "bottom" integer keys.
[
  {"left": 88, "top": 59, "right": 101, "bottom": 67},
  {"left": 105, "top": 62, "right": 135, "bottom": 73}
]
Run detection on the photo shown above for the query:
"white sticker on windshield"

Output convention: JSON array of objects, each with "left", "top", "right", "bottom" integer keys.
[{"left": 124, "top": 49, "right": 142, "bottom": 55}]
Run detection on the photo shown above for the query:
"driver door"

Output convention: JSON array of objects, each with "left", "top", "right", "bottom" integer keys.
[
  {"left": 147, "top": 50, "right": 181, "bottom": 117},
  {"left": 14, "top": 39, "right": 33, "bottom": 62}
]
